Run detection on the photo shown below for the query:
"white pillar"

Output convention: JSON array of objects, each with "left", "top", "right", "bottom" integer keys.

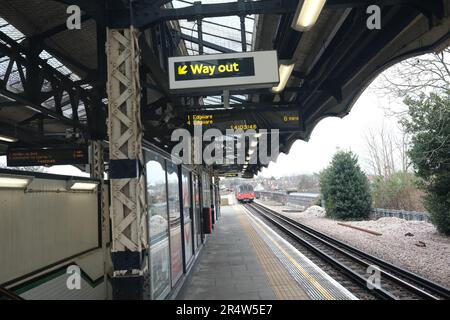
[{"left": 106, "top": 27, "right": 148, "bottom": 299}]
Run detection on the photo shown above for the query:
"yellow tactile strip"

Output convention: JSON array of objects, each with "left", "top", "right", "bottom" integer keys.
[
  {"left": 234, "top": 205, "right": 309, "bottom": 300},
  {"left": 247, "top": 210, "right": 336, "bottom": 300}
]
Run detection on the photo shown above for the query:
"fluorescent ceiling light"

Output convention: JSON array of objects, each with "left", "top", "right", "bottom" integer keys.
[
  {"left": 0, "top": 176, "right": 32, "bottom": 189},
  {"left": 69, "top": 181, "right": 98, "bottom": 191},
  {"left": 292, "top": 0, "right": 327, "bottom": 32},
  {"left": 0, "top": 134, "right": 18, "bottom": 143},
  {"left": 272, "top": 63, "right": 295, "bottom": 94}
]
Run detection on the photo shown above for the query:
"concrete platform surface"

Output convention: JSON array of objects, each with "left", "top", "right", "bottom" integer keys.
[{"left": 177, "top": 205, "right": 309, "bottom": 300}]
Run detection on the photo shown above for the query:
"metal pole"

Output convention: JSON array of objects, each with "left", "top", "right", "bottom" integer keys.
[
  {"left": 197, "top": 18, "right": 204, "bottom": 55},
  {"left": 240, "top": 15, "right": 247, "bottom": 52},
  {"left": 196, "top": 18, "right": 203, "bottom": 105},
  {"left": 89, "top": 140, "right": 109, "bottom": 299},
  {"left": 106, "top": 27, "right": 148, "bottom": 300}
]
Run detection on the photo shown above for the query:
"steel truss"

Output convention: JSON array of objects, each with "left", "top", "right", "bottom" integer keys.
[
  {"left": 89, "top": 140, "right": 109, "bottom": 299},
  {"left": 106, "top": 27, "right": 148, "bottom": 299},
  {"left": 0, "top": 31, "right": 103, "bottom": 134},
  {"left": 90, "top": 140, "right": 104, "bottom": 180}
]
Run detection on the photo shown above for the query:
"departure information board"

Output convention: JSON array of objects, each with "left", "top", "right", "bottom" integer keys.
[
  {"left": 187, "top": 110, "right": 302, "bottom": 132},
  {"left": 7, "top": 147, "right": 88, "bottom": 166}
]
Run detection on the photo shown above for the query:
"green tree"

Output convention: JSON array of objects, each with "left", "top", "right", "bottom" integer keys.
[
  {"left": 320, "top": 151, "right": 372, "bottom": 220},
  {"left": 401, "top": 93, "right": 450, "bottom": 234},
  {"left": 372, "top": 172, "right": 425, "bottom": 212}
]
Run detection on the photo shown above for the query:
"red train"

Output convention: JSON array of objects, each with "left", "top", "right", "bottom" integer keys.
[{"left": 235, "top": 184, "right": 256, "bottom": 203}]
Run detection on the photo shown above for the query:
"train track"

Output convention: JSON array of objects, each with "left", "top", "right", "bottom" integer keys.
[{"left": 244, "top": 202, "right": 450, "bottom": 300}]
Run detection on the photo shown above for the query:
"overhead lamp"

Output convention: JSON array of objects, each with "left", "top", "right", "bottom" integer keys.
[
  {"left": 0, "top": 134, "right": 18, "bottom": 143},
  {"left": 0, "top": 175, "right": 32, "bottom": 189},
  {"left": 68, "top": 180, "right": 98, "bottom": 191},
  {"left": 272, "top": 63, "right": 295, "bottom": 94},
  {"left": 292, "top": 0, "right": 327, "bottom": 32}
]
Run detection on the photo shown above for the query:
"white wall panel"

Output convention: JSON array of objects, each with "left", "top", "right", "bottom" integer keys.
[{"left": 0, "top": 177, "right": 99, "bottom": 284}]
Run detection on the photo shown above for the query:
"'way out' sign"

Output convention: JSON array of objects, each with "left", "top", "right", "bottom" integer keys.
[{"left": 168, "top": 51, "right": 279, "bottom": 91}]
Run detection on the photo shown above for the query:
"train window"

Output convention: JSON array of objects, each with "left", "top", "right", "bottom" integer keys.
[
  {"left": 167, "top": 161, "right": 183, "bottom": 286},
  {"left": 238, "top": 184, "right": 254, "bottom": 193},
  {"left": 145, "top": 151, "right": 170, "bottom": 300},
  {"left": 182, "top": 169, "right": 194, "bottom": 266}
]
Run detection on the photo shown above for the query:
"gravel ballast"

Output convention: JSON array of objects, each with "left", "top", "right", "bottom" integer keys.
[{"left": 256, "top": 201, "right": 450, "bottom": 288}]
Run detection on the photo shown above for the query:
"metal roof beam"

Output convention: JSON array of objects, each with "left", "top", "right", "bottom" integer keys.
[
  {"left": 185, "top": 103, "right": 300, "bottom": 113},
  {"left": 38, "top": 45, "right": 94, "bottom": 76},
  {"left": 174, "top": 87, "right": 304, "bottom": 97},
  {"left": 157, "top": 0, "right": 175, "bottom": 7},
  {"left": 32, "top": 15, "right": 91, "bottom": 40},
  {"left": 0, "top": 101, "right": 25, "bottom": 107},
  {"left": 179, "top": 26, "right": 252, "bottom": 46},
  {"left": 106, "top": 0, "right": 298, "bottom": 28},
  {"left": 202, "top": 19, "right": 253, "bottom": 35},
  {"left": 153, "top": 0, "right": 297, "bottom": 22},
  {"left": 0, "top": 31, "right": 101, "bottom": 130},
  {"left": 179, "top": 33, "right": 237, "bottom": 53},
  {"left": 52, "top": 0, "right": 106, "bottom": 22},
  {"left": 0, "top": 120, "right": 64, "bottom": 146},
  {"left": 141, "top": 0, "right": 410, "bottom": 26}
]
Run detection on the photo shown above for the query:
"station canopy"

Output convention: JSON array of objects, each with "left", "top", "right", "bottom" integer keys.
[{"left": 0, "top": 0, "right": 449, "bottom": 177}]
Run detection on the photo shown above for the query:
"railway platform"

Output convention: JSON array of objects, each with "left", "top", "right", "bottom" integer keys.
[{"left": 177, "top": 205, "right": 356, "bottom": 300}]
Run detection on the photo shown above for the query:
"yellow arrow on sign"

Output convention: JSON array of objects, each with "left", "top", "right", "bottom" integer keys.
[{"left": 178, "top": 65, "right": 188, "bottom": 75}]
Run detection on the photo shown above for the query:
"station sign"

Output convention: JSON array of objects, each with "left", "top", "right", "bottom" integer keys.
[
  {"left": 187, "top": 109, "right": 303, "bottom": 132},
  {"left": 169, "top": 51, "right": 279, "bottom": 91},
  {"left": 7, "top": 147, "right": 89, "bottom": 167}
]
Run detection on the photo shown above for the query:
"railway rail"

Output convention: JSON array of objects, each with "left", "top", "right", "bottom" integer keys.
[{"left": 244, "top": 202, "right": 450, "bottom": 300}]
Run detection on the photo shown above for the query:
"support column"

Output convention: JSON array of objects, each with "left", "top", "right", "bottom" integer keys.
[
  {"left": 89, "top": 140, "right": 109, "bottom": 299},
  {"left": 90, "top": 140, "right": 104, "bottom": 180},
  {"left": 106, "top": 27, "right": 148, "bottom": 300}
]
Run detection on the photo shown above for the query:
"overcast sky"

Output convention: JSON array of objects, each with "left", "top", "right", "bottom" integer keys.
[{"left": 258, "top": 84, "right": 404, "bottom": 178}]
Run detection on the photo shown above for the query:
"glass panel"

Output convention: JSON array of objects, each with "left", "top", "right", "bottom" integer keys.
[
  {"left": 167, "top": 162, "right": 183, "bottom": 286},
  {"left": 146, "top": 151, "right": 170, "bottom": 300},
  {"left": 182, "top": 170, "right": 194, "bottom": 265}
]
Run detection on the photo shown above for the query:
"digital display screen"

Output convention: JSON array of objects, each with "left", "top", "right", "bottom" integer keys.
[
  {"left": 7, "top": 147, "right": 88, "bottom": 166},
  {"left": 187, "top": 110, "right": 302, "bottom": 132}
]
